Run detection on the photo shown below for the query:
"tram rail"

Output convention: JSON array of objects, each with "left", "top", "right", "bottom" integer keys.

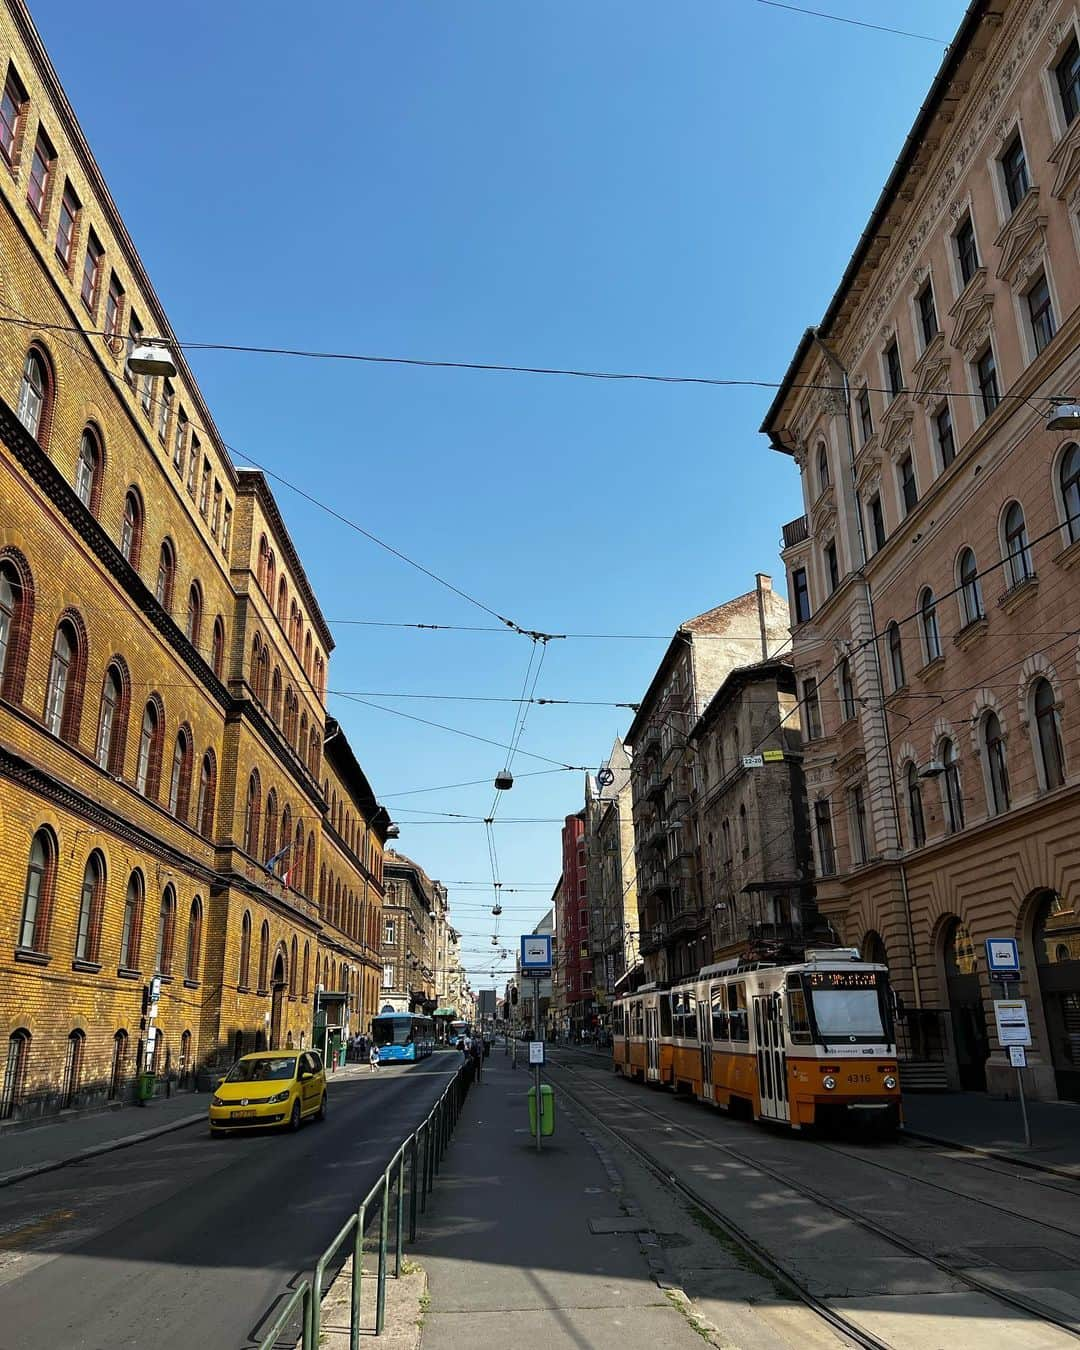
[{"left": 546, "top": 1050, "right": 1080, "bottom": 1349}]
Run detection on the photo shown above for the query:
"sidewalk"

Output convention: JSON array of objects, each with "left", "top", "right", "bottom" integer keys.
[
  {"left": 410, "top": 1056, "right": 704, "bottom": 1350},
  {"left": 902, "top": 1089, "right": 1080, "bottom": 1176}
]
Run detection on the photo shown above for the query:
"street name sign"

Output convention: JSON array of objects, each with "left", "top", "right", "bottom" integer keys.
[{"left": 993, "top": 998, "right": 1032, "bottom": 1047}]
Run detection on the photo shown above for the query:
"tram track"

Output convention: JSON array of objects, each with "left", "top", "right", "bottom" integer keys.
[{"left": 545, "top": 1052, "right": 1080, "bottom": 1349}]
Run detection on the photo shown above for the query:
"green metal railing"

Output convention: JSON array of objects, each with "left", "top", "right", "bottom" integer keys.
[{"left": 256, "top": 1061, "right": 470, "bottom": 1350}]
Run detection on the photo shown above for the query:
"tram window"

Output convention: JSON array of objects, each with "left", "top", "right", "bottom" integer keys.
[
  {"left": 613, "top": 1004, "right": 624, "bottom": 1036},
  {"left": 728, "top": 983, "right": 749, "bottom": 1042},
  {"left": 786, "top": 976, "right": 812, "bottom": 1044},
  {"left": 631, "top": 1002, "right": 644, "bottom": 1036},
  {"left": 711, "top": 985, "right": 729, "bottom": 1040},
  {"left": 659, "top": 994, "right": 672, "bottom": 1037},
  {"left": 672, "top": 991, "right": 697, "bottom": 1039}
]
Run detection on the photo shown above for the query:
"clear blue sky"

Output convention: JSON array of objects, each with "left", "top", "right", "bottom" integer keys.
[{"left": 31, "top": 0, "right": 966, "bottom": 990}]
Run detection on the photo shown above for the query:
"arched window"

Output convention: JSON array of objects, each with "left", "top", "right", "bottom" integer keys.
[
  {"left": 941, "top": 739, "right": 964, "bottom": 834},
  {"left": 257, "top": 535, "right": 270, "bottom": 592},
  {"left": 120, "top": 871, "right": 143, "bottom": 970},
  {"left": 238, "top": 910, "right": 252, "bottom": 987},
  {"left": 179, "top": 1029, "right": 192, "bottom": 1084},
  {"left": 75, "top": 428, "right": 103, "bottom": 513},
  {"left": 258, "top": 643, "right": 270, "bottom": 703},
  {"left": 135, "top": 699, "right": 163, "bottom": 798},
  {"left": 185, "top": 583, "right": 202, "bottom": 647},
  {"left": 905, "top": 763, "right": 925, "bottom": 848},
  {"left": 919, "top": 588, "right": 941, "bottom": 663},
  {"left": 886, "top": 621, "right": 904, "bottom": 691},
  {"left": 305, "top": 831, "right": 315, "bottom": 896},
  {"left": 244, "top": 771, "right": 261, "bottom": 855},
  {"left": 309, "top": 726, "right": 320, "bottom": 776},
  {"left": 1061, "top": 443, "right": 1080, "bottom": 545},
  {"left": 293, "top": 822, "right": 304, "bottom": 889},
  {"left": 156, "top": 886, "right": 176, "bottom": 974},
  {"left": 95, "top": 662, "right": 126, "bottom": 773},
  {"left": 0, "top": 558, "right": 31, "bottom": 703},
  {"left": 1033, "top": 677, "right": 1065, "bottom": 791},
  {"left": 1, "top": 1030, "right": 31, "bottom": 1120},
  {"left": 314, "top": 653, "right": 325, "bottom": 701},
  {"left": 186, "top": 896, "right": 203, "bottom": 981},
  {"left": 983, "top": 711, "right": 1010, "bottom": 815},
  {"left": 211, "top": 616, "right": 225, "bottom": 678},
  {"left": 61, "top": 1030, "right": 85, "bottom": 1109},
  {"left": 299, "top": 710, "right": 308, "bottom": 757},
  {"left": 289, "top": 935, "right": 298, "bottom": 995},
  {"left": 45, "top": 619, "right": 82, "bottom": 740},
  {"left": 289, "top": 600, "right": 300, "bottom": 649},
  {"left": 265, "top": 549, "right": 276, "bottom": 599},
  {"left": 302, "top": 941, "right": 310, "bottom": 997},
  {"left": 1003, "top": 501, "right": 1033, "bottom": 587},
  {"left": 17, "top": 347, "right": 52, "bottom": 444},
  {"left": 839, "top": 658, "right": 855, "bottom": 720},
  {"left": 270, "top": 667, "right": 282, "bottom": 723},
  {"left": 74, "top": 850, "right": 105, "bottom": 962},
  {"left": 957, "top": 548, "right": 983, "bottom": 624},
  {"left": 263, "top": 788, "right": 279, "bottom": 861},
  {"left": 304, "top": 631, "right": 313, "bottom": 676},
  {"left": 120, "top": 489, "right": 143, "bottom": 567},
  {"left": 170, "top": 729, "right": 193, "bottom": 820},
  {"left": 280, "top": 805, "right": 292, "bottom": 871},
  {"left": 258, "top": 920, "right": 270, "bottom": 992},
  {"left": 277, "top": 576, "right": 288, "bottom": 623},
  {"left": 155, "top": 540, "right": 176, "bottom": 610},
  {"left": 816, "top": 441, "right": 830, "bottom": 493},
  {"left": 109, "top": 1030, "right": 128, "bottom": 1100},
  {"left": 284, "top": 687, "right": 297, "bottom": 743},
  {"left": 249, "top": 634, "right": 262, "bottom": 694},
  {"left": 196, "top": 751, "right": 216, "bottom": 836}
]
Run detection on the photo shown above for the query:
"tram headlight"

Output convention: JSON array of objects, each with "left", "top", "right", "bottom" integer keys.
[
  {"left": 822, "top": 1075, "right": 836, "bottom": 1090},
  {"left": 883, "top": 1075, "right": 897, "bottom": 1090}
]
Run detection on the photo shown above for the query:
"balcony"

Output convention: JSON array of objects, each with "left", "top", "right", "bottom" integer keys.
[
  {"left": 638, "top": 923, "right": 667, "bottom": 956},
  {"left": 783, "top": 515, "right": 809, "bottom": 549},
  {"left": 640, "top": 722, "right": 662, "bottom": 757},
  {"left": 668, "top": 908, "right": 705, "bottom": 940},
  {"left": 645, "top": 770, "right": 667, "bottom": 803}
]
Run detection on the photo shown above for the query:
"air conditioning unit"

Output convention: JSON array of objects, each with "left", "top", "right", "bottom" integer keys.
[{"left": 918, "top": 760, "right": 945, "bottom": 778}]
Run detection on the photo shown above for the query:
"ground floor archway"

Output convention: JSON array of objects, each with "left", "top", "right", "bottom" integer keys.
[
  {"left": 1032, "top": 890, "right": 1080, "bottom": 1102},
  {"left": 942, "top": 918, "right": 988, "bottom": 1092}
]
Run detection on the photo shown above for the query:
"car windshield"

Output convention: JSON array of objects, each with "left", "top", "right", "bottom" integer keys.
[
  {"left": 225, "top": 1056, "right": 297, "bottom": 1083},
  {"left": 811, "top": 989, "right": 886, "bottom": 1039}
]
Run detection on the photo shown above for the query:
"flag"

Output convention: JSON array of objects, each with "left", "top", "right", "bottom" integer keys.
[{"left": 265, "top": 841, "right": 292, "bottom": 877}]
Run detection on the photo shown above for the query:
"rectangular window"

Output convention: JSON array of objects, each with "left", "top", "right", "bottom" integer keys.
[
  {"left": 791, "top": 567, "right": 811, "bottom": 625},
  {"left": 211, "top": 481, "right": 222, "bottom": 537},
  {"left": 157, "top": 378, "right": 173, "bottom": 442},
  {"left": 199, "top": 458, "right": 211, "bottom": 515},
  {"left": 26, "top": 126, "right": 53, "bottom": 219},
  {"left": 1001, "top": 134, "right": 1029, "bottom": 213},
  {"left": 857, "top": 387, "right": 874, "bottom": 443},
  {"left": 885, "top": 339, "right": 903, "bottom": 399},
  {"left": 935, "top": 404, "right": 956, "bottom": 469},
  {"left": 977, "top": 347, "right": 1000, "bottom": 417},
  {"left": 899, "top": 454, "right": 918, "bottom": 515},
  {"left": 382, "top": 963, "right": 394, "bottom": 989},
  {"left": 802, "top": 677, "right": 822, "bottom": 740},
  {"left": 824, "top": 539, "right": 839, "bottom": 593},
  {"left": 54, "top": 180, "right": 80, "bottom": 269},
  {"left": 917, "top": 281, "right": 938, "bottom": 347},
  {"left": 222, "top": 501, "right": 233, "bottom": 557},
  {"left": 80, "top": 229, "right": 103, "bottom": 311},
  {"left": 1057, "top": 34, "right": 1080, "bottom": 126},
  {"left": 849, "top": 785, "right": 869, "bottom": 864},
  {"left": 867, "top": 494, "right": 886, "bottom": 553},
  {"left": 956, "top": 216, "right": 979, "bottom": 287},
  {"left": 0, "top": 66, "right": 28, "bottom": 165},
  {"left": 384, "top": 920, "right": 395, "bottom": 944},
  {"left": 104, "top": 273, "right": 124, "bottom": 342},
  {"left": 173, "top": 408, "right": 187, "bottom": 470},
  {"left": 1027, "top": 275, "right": 1055, "bottom": 355},
  {"left": 187, "top": 434, "right": 200, "bottom": 495},
  {"left": 125, "top": 312, "right": 143, "bottom": 387}
]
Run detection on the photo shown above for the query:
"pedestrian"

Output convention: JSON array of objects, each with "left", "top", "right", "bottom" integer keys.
[
  {"left": 369, "top": 1042, "right": 380, "bottom": 1074},
  {"left": 470, "top": 1035, "right": 483, "bottom": 1083}
]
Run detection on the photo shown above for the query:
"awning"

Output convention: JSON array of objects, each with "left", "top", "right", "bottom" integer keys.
[{"left": 433, "top": 1008, "right": 457, "bottom": 1017}]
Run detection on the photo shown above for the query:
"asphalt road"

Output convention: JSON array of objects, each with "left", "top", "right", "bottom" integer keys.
[{"left": 0, "top": 1052, "right": 463, "bottom": 1350}]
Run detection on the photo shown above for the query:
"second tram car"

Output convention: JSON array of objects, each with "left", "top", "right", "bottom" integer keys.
[{"left": 613, "top": 949, "right": 900, "bottom": 1132}]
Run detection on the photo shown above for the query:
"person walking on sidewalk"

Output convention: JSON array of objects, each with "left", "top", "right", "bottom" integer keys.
[
  {"left": 368, "top": 1042, "right": 380, "bottom": 1074},
  {"left": 469, "top": 1035, "right": 483, "bottom": 1084}
]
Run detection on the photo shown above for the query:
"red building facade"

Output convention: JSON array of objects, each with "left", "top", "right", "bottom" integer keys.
[{"left": 558, "top": 812, "right": 593, "bottom": 1037}]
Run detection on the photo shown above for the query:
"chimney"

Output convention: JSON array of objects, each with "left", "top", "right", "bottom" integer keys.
[{"left": 755, "top": 573, "right": 771, "bottom": 659}]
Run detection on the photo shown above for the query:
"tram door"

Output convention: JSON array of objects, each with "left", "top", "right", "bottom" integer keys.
[
  {"left": 698, "top": 989, "right": 713, "bottom": 1101},
  {"left": 645, "top": 1004, "right": 660, "bottom": 1082},
  {"left": 754, "top": 993, "right": 789, "bottom": 1121}
]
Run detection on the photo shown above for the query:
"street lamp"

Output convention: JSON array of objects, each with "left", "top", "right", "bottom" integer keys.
[
  {"left": 1047, "top": 401, "right": 1080, "bottom": 431},
  {"left": 126, "top": 341, "right": 177, "bottom": 379}
]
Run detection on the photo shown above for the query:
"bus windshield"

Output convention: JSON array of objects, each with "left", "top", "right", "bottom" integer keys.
[
  {"left": 806, "top": 971, "right": 889, "bottom": 1041},
  {"left": 372, "top": 1018, "right": 414, "bottom": 1047}
]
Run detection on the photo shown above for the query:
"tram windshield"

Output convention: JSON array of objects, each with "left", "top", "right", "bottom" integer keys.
[{"left": 804, "top": 971, "right": 891, "bottom": 1042}]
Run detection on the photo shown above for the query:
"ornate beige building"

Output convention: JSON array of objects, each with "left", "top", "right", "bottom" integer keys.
[{"left": 763, "top": 0, "right": 1080, "bottom": 1099}]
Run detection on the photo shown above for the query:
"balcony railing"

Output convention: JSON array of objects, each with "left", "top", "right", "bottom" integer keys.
[{"left": 782, "top": 515, "right": 809, "bottom": 548}]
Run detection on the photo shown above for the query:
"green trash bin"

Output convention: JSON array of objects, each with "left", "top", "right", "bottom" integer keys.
[
  {"left": 137, "top": 1072, "right": 155, "bottom": 1102},
  {"left": 527, "top": 1083, "right": 555, "bottom": 1137}
]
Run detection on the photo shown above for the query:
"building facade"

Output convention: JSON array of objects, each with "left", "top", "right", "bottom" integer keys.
[
  {"left": 625, "top": 578, "right": 792, "bottom": 984},
  {"left": 556, "top": 813, "right": 591, "bottom": 1037},
  {"left": 584, "top": 738, "right": 638, "bottom": 1021},
  {"left": 763, "top": 0, "right": 1080, "bottom": 1100},
  {"left": 381, "top": 851, "right": 438, "bottom": 1014},
  {"left": 0, "top": 0, "right": 389, "bottom": 1120}
]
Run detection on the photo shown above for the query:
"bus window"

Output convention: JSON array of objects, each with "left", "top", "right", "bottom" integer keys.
[
  {"left": 785, "top": 974, "right": 812, "bottom": 1044},
  {"left": 728, "top": 982, "right": 748, "bottom": 1042},
  {"left": 711, "top": 984, "right": 729, "bottom": 1040},
  {"left": 659, "top": 994, "right": 672, "bottom": 1037}
]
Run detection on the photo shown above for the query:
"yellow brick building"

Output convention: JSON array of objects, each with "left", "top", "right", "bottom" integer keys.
[{"left": 0, "top": 0, "right": 388, "bottom": 1119}]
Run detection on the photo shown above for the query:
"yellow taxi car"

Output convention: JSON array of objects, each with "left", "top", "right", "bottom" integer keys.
[{"left": 209, "top": 1050, "right": 327, "bottom": 1134}]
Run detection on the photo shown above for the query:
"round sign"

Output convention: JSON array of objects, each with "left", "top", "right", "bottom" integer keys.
[{"left": 597, "top": 768, "right": 615, "bottom": 787}]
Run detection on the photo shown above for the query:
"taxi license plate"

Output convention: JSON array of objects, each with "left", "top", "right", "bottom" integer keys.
[{"left": 231, "top": 1109, "right": 256, "bottom": 1119}]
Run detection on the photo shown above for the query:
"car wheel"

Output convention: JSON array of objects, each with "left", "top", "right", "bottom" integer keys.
[
  {"left": 316, "top": 1092, "right": 327, "bottom": 1122},
  {"left": 289, "top": 1099, "right": 302, "bottom": 1132}
]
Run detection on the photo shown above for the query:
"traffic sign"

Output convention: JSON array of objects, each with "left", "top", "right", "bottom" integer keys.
[
  {"left": 993, "top": 998, "right": 1032, "bottom": 1047},
  {"left": 986, "top": 938, "right": 1020, "bottom": 975},
  {"left": 521, "top": 933, "right": 552, "bottom": 972},
  {"left": 529, "top": 1040, "right": 545, "bottom": 1065},
  {"left": 1009, "top": 1045, "right": 1027, "bottom": 1068}
]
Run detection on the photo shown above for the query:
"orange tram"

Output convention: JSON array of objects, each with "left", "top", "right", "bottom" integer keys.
[{"left": 613, "top": 948, "right": 901, "bottom": 1133}]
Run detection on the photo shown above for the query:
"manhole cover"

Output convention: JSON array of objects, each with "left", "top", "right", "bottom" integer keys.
[{"left": 961, "top": 1245, "right": 1075, "bottom": 1271}]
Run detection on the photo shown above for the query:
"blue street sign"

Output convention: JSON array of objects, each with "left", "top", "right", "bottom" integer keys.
[
  {"left": 985, "top": 937, "right": 1020, "bottom": 975},
  {"left": 521, "top": 933, "right": 552, "bottom": 972}
]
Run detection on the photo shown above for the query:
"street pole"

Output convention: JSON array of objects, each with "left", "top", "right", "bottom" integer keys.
[
  {"left": 534, "top": 973, "right": 542, "bottom": 1154},
  {"left": 999, "top": 975, "right": 1032, "bottom": 1148}
]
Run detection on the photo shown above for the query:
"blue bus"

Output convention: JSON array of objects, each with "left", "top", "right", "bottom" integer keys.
[
  {"left": 371, "top": 1013, "right": 435, "bottom": 1063},
  {"left": 447, "top": 1020, "right": 471, "bottom": 1048}
]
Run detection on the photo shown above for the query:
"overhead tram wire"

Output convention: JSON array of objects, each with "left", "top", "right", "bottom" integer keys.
[{"left": 750, "top": 0, "right": 948, "bottom": 46}]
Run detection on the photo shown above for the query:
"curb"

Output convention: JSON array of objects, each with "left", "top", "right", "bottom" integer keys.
[
  {"left": 0, "top": 1110, "right": 205, "bottom": 1190},
  {"left": 903, "top": 1128, "right": 1080, "bottom": 1180}
]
